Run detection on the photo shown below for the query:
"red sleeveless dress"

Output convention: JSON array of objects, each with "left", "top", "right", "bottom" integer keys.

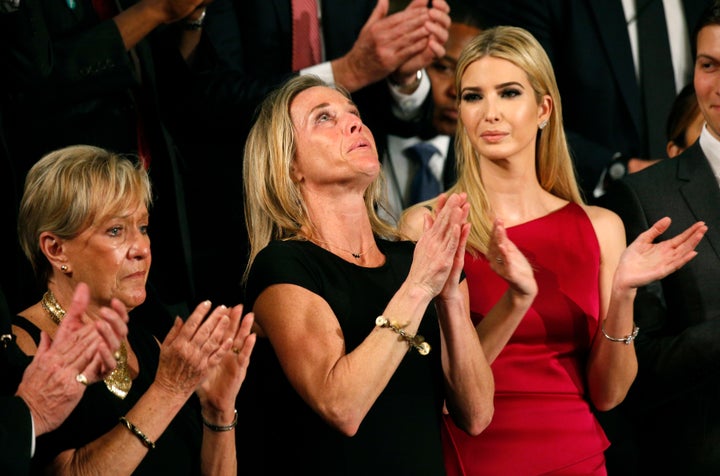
[{"left": 443, "top": 203, "right": 610, "bottom": 475}]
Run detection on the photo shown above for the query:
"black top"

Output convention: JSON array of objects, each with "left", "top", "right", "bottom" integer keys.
[
  {"left": 12, "top": 317, "right": 204, "bottom": 475},
  {"left": 241, "top": 238, "right": 446, "bottom": 476}
]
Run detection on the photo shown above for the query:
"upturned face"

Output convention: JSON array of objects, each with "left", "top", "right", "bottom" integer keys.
[
  {"left": 694, "top": 25, "right": 720, "bottom": 141},
  {"left": 458, "top": 56, "right": 551, "bottom": 164},
  {"left": 290, "top": 86, "right": 379, "bottom": 191}
]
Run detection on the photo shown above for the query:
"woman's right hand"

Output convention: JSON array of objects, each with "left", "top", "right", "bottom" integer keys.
[
  {"left": 153, "top": 301, "right": 234, "bottom": 398},
  {"left": 407, "top": 193, "right": 469, "bottom": 299},
  {"left": 487, "top": 218, "right": 537, "bottom": 300}
]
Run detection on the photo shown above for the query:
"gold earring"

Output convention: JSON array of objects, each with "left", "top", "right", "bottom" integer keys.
[{"left": 60, "top": 265, "right": 68, "bottom": 272}]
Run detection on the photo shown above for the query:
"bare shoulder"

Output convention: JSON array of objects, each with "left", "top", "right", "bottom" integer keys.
[
  {"left": 581, "top": 204, "right": 627, "bottom": 249},
  {"left": 11, "top": 324, "right": 38, "bottom": 356},
  {"left": 398, "top": 204, "right": 433, "bottom": 242}
]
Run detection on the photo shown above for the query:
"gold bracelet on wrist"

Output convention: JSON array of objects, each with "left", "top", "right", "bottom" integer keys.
[
  {"left": 375, "top": 315, "right": 431, "bottom": 355},
  {"left": 201, "top": 409, "right": 238, "bottom": 432},
  {"left": 601, "top": 319, "right": 639, "bottom": 345},
  {"left": 119, "top": 416, "right": 155, "bottom": 450}
]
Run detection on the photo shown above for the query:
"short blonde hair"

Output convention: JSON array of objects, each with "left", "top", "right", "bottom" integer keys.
[
  {"left": 451, "top": 26, "right": 583, "bottom": 255},
  {"left": 242, "top": 75, "right": 398, "bottom": 282},
  {"left": 18, "top": 145, "right": 152, "bottom": 284}
]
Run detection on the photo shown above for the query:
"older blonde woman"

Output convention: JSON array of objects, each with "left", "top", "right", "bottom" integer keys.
[{"left": 12, "top": 145, "right": 255, "bottom": 475}]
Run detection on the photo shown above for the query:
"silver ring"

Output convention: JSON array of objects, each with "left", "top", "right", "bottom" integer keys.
[
  {"left": 75, "top": 373, "right": 89, "bottom": 386},
  {"left": 495, "top": 257, "right": 504, "bottom": 263}
]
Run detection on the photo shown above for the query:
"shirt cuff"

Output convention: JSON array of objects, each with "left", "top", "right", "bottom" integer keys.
[
  {"left": 300, "top": 62, "right": 335, "bottom": 85},
  {"left": 388, "top": 70, "right": 430, "bottom": 121}
]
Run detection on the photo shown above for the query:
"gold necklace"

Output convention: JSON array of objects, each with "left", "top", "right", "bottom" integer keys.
[
  {"left": 41, "top": 290, "right": 132, "bottom": 399},
  {"left": 309, "top": 237, "right": 376, "bottom": 259}
]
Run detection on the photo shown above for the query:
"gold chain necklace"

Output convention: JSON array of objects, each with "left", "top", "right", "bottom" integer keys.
[
  {"left": 309, "top": 237, "right": 376, "bottom": 259},
  {"left": 41, "top": 290, "right": 132, "bottom": 399}
]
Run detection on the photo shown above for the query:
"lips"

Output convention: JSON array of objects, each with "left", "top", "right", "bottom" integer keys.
[
  {"left": 480, "top": 130, "right": 509, "bottom": 142},
  {"left": 348, "top": 139, "right": 370, "bottom": 153}
]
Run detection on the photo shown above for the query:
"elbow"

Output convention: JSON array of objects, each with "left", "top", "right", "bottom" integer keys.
[
  {"left": 589, "top": 387, "right": 630, "bottom": 412},
  {"left": 465, "top": 404, "right": 494, "bottom": 436},
  {"left": 316, "top": 402, "right": 364, "bottom": 437}
]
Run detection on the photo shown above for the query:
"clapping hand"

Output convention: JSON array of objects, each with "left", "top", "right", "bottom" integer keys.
[
  {"left": 614, "top": 217, "right": 707, "bottom": 290},
  {"left": 487, "top": 218, "right": 538, "bottom": 300}
]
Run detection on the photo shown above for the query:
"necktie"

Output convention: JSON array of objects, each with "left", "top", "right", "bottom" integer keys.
[
  {"left": 406, "top": 142, "right": 442, "bottom": 204},
  {"left": 636, "top": 0, "right": 676, "bottom": 158},
  {"left": 291, "top": 0, "right": 321, "bottom": 71}
]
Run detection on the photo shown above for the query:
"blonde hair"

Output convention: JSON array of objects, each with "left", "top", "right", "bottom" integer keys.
[
  {"left": 242, "top": 75, "right": 398, "bottom": 282},
  {"left": 448, "top": 26, "right": 583, "bottom": 255},
  {"left": 18, "top": 145, "right": 152, "bottom": 284}
]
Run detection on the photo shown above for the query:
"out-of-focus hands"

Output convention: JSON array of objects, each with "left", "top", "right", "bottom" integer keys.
[
  {"left": 614, "top": 217, "right": 707, "bottom": 290},
  {"left": 16, "top": 282, "right": 129, "bottom": 436},
  {"left": 487, "top": 219, "right": 538, "bottom": 300},
  {"left": 141, "top": 0, "right": 206, "bottom": 24},
  {"left": 196, "top": 307, "right": 256, "bottom": 424},
  {"left": 333, "top": 0, "right": 450, "bottom": 92}
]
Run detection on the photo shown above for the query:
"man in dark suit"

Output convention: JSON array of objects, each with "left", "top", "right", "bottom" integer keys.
[
  {"left": 601, "top": 3, "right": 720, "bottom": 473},
  {"left": 470, "top": 0, "right": 710, "bottom": 202},
  {"left": 1, "top": 283, "right": 128, "bottom": 476}
]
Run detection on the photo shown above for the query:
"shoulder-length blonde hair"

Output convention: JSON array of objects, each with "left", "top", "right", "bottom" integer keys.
[
  {"left": 450, "top": 26, "right": 583, "bottom": 255},
  {"left": 18, "top": 145, "right": 152, "bottom": 285},
  {"left": 243, "top": 75, "right": 398, "bottom": 282}
]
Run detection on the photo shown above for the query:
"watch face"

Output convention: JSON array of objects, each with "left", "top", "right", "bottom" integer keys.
[{"left": 609, "top": 161, "right": 627, "bottom": 180}]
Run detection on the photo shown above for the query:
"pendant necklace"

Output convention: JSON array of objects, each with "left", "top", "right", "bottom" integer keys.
[
  {"left": 309, "top": 237, "right": 376, "bottom": 259},
  {"left": 42, "top": 290, "right": 132, "bottom": 399}
]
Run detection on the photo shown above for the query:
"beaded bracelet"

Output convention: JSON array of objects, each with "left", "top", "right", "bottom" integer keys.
[
  {"left": 375, "top": 316, "right": 431, "bottom": 355},
  {"left": 601, "top": 320, "right": 640, "bottom": 345},
  {"left": 202, "top": 409, "right": 238, "bottom": 432},
  {"left": 119, "top": 416, "right": 155, "bottom": 450}
]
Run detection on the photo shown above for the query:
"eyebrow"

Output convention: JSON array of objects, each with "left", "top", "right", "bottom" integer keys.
[{"left": 460, "top": 80, "right": 525, "bottom": 93}]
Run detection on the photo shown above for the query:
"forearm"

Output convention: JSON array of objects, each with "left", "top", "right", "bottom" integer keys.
[
  {"left": 113, "top": 1, "right": 167, "bottom": 51},
  {"left": 305, "top": 281, "right": 435, "bottom": 435},
  {"left": 436, "top": 294, "right": 494, "bottom": 436},
  {"left": 475, "top": 290, "right": 535, "bottom": 363},
  {"left": 200, "top": 426, "right": 236, "bottom": 476},
  {"left": 587, "top": 286, "right": 638, "bottom": 411},
  {"left": 51, "top": 383, "right": 190, "bottom": 475}
]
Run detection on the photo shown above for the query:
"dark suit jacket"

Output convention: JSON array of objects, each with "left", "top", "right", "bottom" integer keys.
[
  {"left": 471, "top": 0, "right": 710, "bottom": 201},
  {"left": 0, "top": 0, "right": 194, "bottom": 323},
  {"left": 601, "top": 141, "right": 720, "bottom": 474},
  {"left": 0, "top": 396, "right": 33, "bottom": 476}
]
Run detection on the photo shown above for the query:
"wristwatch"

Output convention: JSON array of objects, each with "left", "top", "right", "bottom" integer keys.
[
  {"left": 389, "top": 70, "right": 423, "bottom": 95},
  {"left": 183, "top": 9, "right": 206, "bottom": 31}
]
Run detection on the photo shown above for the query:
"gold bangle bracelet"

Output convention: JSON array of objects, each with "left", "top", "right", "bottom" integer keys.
[
  {"left": 375, "top": 315, "right": 431, "bottom": 355},
  {"left": 119, "top": 416, "right": 155, "bottom": 450}
]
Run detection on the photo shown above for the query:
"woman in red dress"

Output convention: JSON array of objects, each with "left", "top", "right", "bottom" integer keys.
[{"left": 401, "top": 26, "right": 707, "bottom": 475}]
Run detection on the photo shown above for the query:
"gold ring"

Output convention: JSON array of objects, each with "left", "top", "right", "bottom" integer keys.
[
  {"left": 76, "top": 373, "right": 89, "bottom": 386},
  {"left": 231, "top": 347, "right": 240, "bottom": 354}
]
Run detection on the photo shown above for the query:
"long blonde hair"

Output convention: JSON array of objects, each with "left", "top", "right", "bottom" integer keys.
[
  {"left": 242, "top": 75, "right": 398, "bottom": 282},
  {"left": 450, "top": 26, "right": 583, "bottom": 255}
]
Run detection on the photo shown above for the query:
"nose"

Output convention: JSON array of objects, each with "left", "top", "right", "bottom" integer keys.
[
  {"left": 129, "top": 233, "right": 151, "bottom": 259},
  {"left": 346, "top": 114, "right": 364, "bottom": 135},
  {"left": 447, "top": 81, "right": 457, "bottom": 100},
  {"left": 484, "top": 97, "right": 500, "bottom": 123}
]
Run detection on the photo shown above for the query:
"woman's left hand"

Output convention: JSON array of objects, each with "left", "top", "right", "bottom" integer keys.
[
  {"left": 196, "top": 306, "right": 256, "bottom": 422},
  {"left": 615, "top": 217, "right": 707, "bottom": 290}
]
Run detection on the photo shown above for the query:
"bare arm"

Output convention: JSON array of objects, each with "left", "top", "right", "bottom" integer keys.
[
  {"left": 254, "top": 194, "right": 469, "bottom": 436},
  {"left": 586, "top": 208, "right": 706, "bottom": 410}
]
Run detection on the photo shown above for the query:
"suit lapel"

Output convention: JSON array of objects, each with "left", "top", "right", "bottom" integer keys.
[
  {"left": 587, "top": 0, "right": 643, "bottom": 136},
  {"left": 678, "top": 144, "right": 720, "bottom": 259}
]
